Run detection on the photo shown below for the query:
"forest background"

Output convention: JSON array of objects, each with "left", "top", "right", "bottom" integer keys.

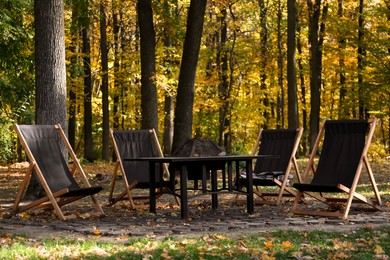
[{"left": 0, "top": 0, "right": 389, "bottom": 164}]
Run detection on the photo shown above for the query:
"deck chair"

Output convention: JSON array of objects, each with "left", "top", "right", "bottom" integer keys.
[
  {"left": 108, "top": 129, "right": 177, "bottom": 208},
  {"left": 237, "top": 128, "right": 303, "bottom": 204},
  {"left": 291, "top": 118, "right": 382, "bottom": 219},
  {"left": 7, "top": 124, "right": 104, "bottom": 220}
]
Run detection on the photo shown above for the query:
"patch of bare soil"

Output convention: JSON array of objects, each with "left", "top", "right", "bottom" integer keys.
[{"left": 0, "top": 161, "right": 389, "bottom": 242}]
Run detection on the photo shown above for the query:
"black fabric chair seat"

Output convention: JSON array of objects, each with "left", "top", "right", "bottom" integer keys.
[
  {"left": 9, "top": 124, "right": 105, "bottom": 220},
  {"left": 109, "top": 129, "right": 178, "bottom": 207},
  {"left": 290, "top": 118, "right": 381, "bottom": 219},
  {"left": 235, "top": 128, "right": 303, "bottom": 204},
  {"left": 293, "top": 183, "right": 342, "bottom": 193},
  {"left": 61, "top": 186, "right": 104, "bottom": 197},
  {"left": 241, "top": 171, "right": 292, "bottom": 186}
]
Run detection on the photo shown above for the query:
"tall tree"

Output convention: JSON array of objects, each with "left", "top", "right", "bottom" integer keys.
[
  {"left": 258, "top": 0, "right": 270, "bottom": 128},
  {"left": 26, "top": 0, "right": 67, "bottom": 198},
  {"left": 307, "top": 0, "right": 327, "bottom": 150},
  {"left": 79, "top": 0, "right": 95, "bottom": 162},
  {"left": 112, "top": 2, "right": 123, "bottom": 130},
  {"left": 137, "top": 0, "right": 159, "bottom": 133},
  {"left": 100, "top": 0, "right": 110, "bottom": 161},
  {"left": 161, "top": 0, "right": 177, "bottom": 155},
  {"left": 337, "top": 0, "right": 347, "bottom": 118},
  {"left": 277, "top": 0, "right": 285, "bottom": 128},
  {"left": 287, "top": 0, "right": 299, "bottom": 129},
  {"left": 217, "top": 6, "right": 229, "bottom": 149},
  {"left": 34, "top": 0, "right": 67, "bottom": 127},
  {"left": 358, "top": 0, "right": 367, "bottom": 119},
  {"left": 171, "top": 0, "right": 207, "bottom": 153},
  {"left": 68, "top": 3, "right": 79, "bottom": 150},
  {"left": 296, "top": 8, "right": 308, "bottom": 155}
]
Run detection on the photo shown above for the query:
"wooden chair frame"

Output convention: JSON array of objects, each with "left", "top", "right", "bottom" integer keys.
[
  {"left": 108, "top": 129, "right": 178, "bottom": 208},
  {"left": 8, "top": 124, "right": 104, "bottom": 220},
  {"left": 291, "top": 118, "right": 382, "bottom": 219},
  {"left": 237, "top": 127, "right": 303, "bottom": 205}
]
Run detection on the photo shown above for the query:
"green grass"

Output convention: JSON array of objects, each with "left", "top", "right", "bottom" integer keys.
[{"left": 0, "top": 226, "right": 388, "bottom": 259}]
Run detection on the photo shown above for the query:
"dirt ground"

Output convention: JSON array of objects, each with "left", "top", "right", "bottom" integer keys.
[{"left": 0, "top": 161, "right": 389, "bottom": 242}]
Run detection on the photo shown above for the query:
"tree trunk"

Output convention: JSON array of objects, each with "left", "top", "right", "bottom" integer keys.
[
  {"left": 171, "top": 0, "right": 207, "bottom": 153},
  {"left": 27, "top": 0, "right": 67, "bottom": 199},
  {"left": 338, "top": 0, "right": 347, "bottom": 118},
  {"left": 277, "top": 0, "right": 285, "bottom": 128},
  {"left": 100, "top": 1, "right": 110, "bottom": 161},
  {"left": 112, "top": 5, "right": 121, "bottom": 130},
  {"left": 35, "top": 0, "right": 67, "bottom": 127},
  {"left": 68, "top": 3, "right": 78, "bottom": 150},
  {"left": 307, "top": 0, "right": 322, "bottom": 151},
  {"left": 162, "top": 0, "right": 175, "bottom": 155},
  {"left": 217, "top": 7, "right": 229, "bottom": 148},
  {"left": 82, "top": 26, "right": 94, "bottom": 162},
  {"left": 79, "top": 0, "right": 94, "bottom": 162},
  {"left": 138, "top": 0, "right": 159, "bottom": 133},
  {"left": 287, "top": 0, "right": 299, "bottom": 129},
  {"left": 358, "top": 0, "right": 367, "bottom": 119},
  {"left": 258, "top": 0, "right": 269, "bottom": 128},
  {"left": 297, "top": 15, "right": 308, "bottom": 155}
]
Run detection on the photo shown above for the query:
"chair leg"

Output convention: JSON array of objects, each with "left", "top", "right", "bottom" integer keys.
[
  {"left": 91, "top": 194, "right": 105, "bottom": 216},
  {"left": 11, "top": 164, "right": 34, "bottom": 214},
  {"left": 108, "top": 162, "right": 120, "bottom": 202},
  {"left": 125, "top": 182, "right": 137, "bottom": 209},
  {"left": 364, "top": 156, "right": 382, "bottom": 205},
  {"left": 291, "top": 190, "right": 303, "bottom": 213}
]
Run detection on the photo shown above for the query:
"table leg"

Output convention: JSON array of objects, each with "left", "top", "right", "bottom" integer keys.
[
  {"left": 149, "top": 161, "right": 156, "bottom": 213},
  {"left": 227, "top": 161, "right": 233, "bottom": 192},
  {"left": 222, "top": 167, "right": 226, "bottom": 189},
  {"left": 211, "top": 169, "right": 218, "bottom": 209},
  {"left": 235, "top": 160, "right": 241, "bottom": 188},
  {"left": 246, "top": 160, "right": 254, "bottom": 214},
  {"left": 180, "top": 164, "right": 189, "bottom": 219},
  {"left": 202, "top": 164, "right": 207, "bottom": 193}
]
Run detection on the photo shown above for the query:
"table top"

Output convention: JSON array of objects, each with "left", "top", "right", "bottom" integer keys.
[{"left": 124, "top": 155, "right": 278, "bottom": 163}]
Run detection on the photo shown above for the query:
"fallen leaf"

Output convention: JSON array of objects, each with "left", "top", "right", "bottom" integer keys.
[
  {"left": 282, "top": 241, "right": 292, "bottom": 249},
  {"left": 239, "top": 241, "right": 247, "bottom": 248},
  {"left": 19, "top": 212, "right": 31, "bottom": 219},
  {"left": 374, "top": 245, "right": 385, "bottom": 255},
  {"left": 265, "top": 240, "right": 274, "bottom": 249},
  {"left": 92, "top": 226, "right": 101, "bottom": 236}
]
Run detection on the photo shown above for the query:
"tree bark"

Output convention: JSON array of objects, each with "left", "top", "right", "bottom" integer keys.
[
  {"left": 171, "top": 0, "right": 207, "bottom": 153},
  {"left": 337, "top": 0, "right": 347, "bottom": 118},
  {"left": 358, "top": 0, "right": 367, "bottom": 119},
  {"left": 27, "top": 0, "right": 67, "bottom": 199},
  {"left": 162, "top": 0, "right": 175, "bottom": 155},
  {"left": 100, "top": 0, "right": 110, "bottom": 161},
  {"left": 277, "top": 0, "right": 284, "bottom": 128},
  {"left": 217, "top": 7, "right": 229, "bottom": 148},
  {"left": 68, "top": 2, "right": 78, "bottom": 150},
  {"left": 80, "top": 0, "right": 94, "bottom": 162},
  {"left": 297, "top": 13, "right": 308, "bottom": 155},
  {"left": 112, "top": 5, "right": 121, "bottom": 130},
  {"left": 35, "top": 0, "right": 67, "bottom": 127},
  {"left": 138, "top": 0, "right": 159, "bottom": 133},
  {"left": 287, "top": 0, "right": 299, "bottom": 129},
  {"left": 258, "top": 0, "right": 269, "bottom": 128},
  {"left": 307, "top": 0, "right": 322, "bottom": 151}
]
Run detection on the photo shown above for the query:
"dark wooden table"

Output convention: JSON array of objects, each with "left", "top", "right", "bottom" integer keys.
[{"left": 125, "top": 155, "right": 276, "bottom": 219}]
